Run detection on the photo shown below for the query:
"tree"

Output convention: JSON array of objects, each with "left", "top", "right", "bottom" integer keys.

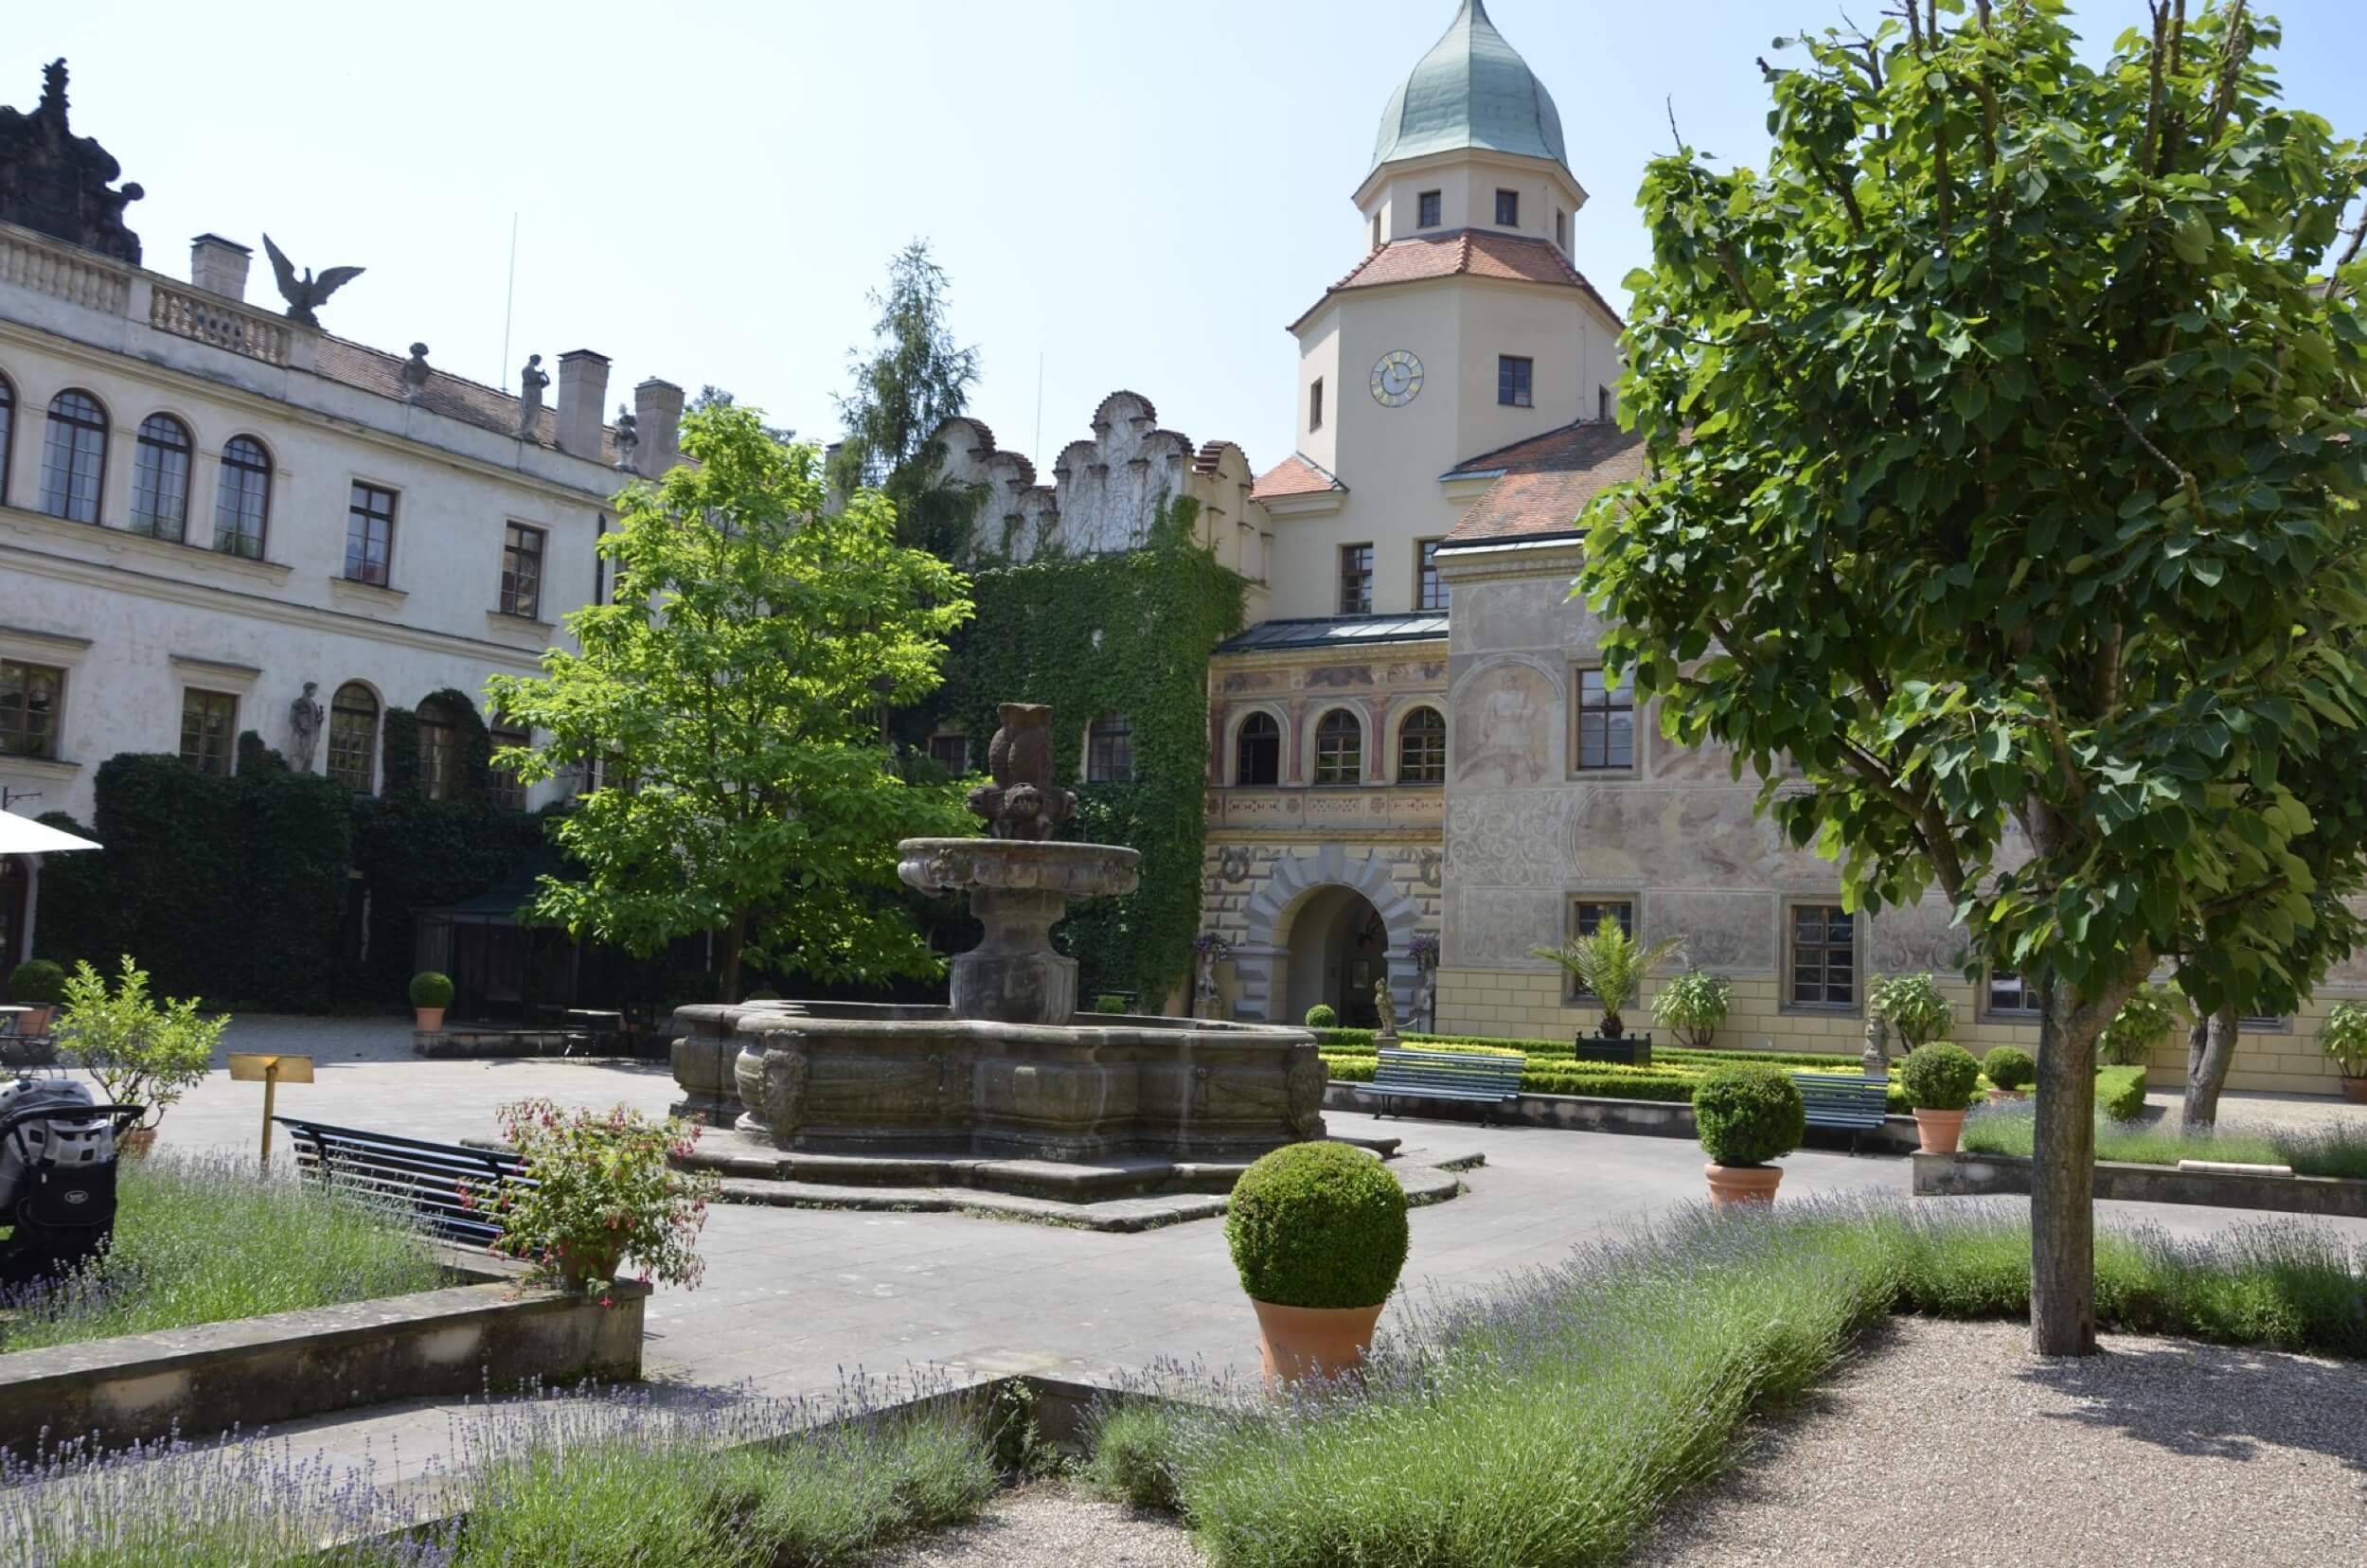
[
  {"left": 826, "top": 240, "right": 988, "bottom": 561},
  {"left": 1580, "top": 2, "right": 2367, "bottom": 1355},
  {"left": 687, "top": 384, "right": 795, "bottom": 446},
  {"left": 487, "top": 404, "right": 975, "bottom": 1003}
]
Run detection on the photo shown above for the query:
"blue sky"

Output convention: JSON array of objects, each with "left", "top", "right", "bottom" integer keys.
[{"left": 24, "top": 1, "right": 2367, "bottom": 475}]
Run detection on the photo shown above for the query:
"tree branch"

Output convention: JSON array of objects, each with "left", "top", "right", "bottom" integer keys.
[
  {"left": 2199, "top": 876, "right": 2287, "bottom": 921},
  {"left": 2089, "top": 376, "right": 2205, "bottom": 513}
]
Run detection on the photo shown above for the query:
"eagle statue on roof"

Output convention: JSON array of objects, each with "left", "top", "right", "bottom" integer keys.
[{"left": 261, "top": 233, "right": 364, "bottom": 328}]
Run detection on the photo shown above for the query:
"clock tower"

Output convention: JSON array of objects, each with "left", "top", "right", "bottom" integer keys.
[{"left": 1251, "top": 0, "right": 1625, "bottom": 619}]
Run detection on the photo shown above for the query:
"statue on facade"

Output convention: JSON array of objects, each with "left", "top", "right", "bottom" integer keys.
[
  {"left": 261, "top": 234, "right": 364, "bottom": 328},
  {"left": 1860, "top": 1007, "right": 1892, "bottom": 1079},
  {"left": 515, "top": 354, "right": 549, "bottom": 440},
  {"left": 1373, "top": 977, "right": 1399, "bottom": 1044},
  {"left": 287, "top": 682, "right": 325, "bottom": 772},
  {"left": 614, "top": 404, "right": 639, "bottom": 472},
  {"left": 965, "top": 704, "right": 1075, "bottom": 842},
  {"left": 0, "top": 61, "right": 145, "bottom": 264},
  {"left": 401, "top": 344, "right": 432, "bottom": 403}
]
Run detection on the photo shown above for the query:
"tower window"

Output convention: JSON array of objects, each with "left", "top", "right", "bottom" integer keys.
[
  {"left": 1370, "top": 213, "right": 1381, "bottom": 251},
  {"left": 1556, "top": 207, "right": 1568, "bottom": 250},
  {"left": 1498, "top": 355, "right": 1534, "bottom": 408},
  {"left": 1308, "top": 378, "right": 1324, "bottom": 434},
  {"left": 1598, "top": 385, "right": 1613, "bottom": 423},
  {"left": 1339, "top": 543, "right": 1374, "bottom": 615},
  {"left": 1417, "top": 190, "right": 1442, "bottom": 229},
  {"left": 1416, "top": 538, "right": 1448, "bottom": 612},
  {"left": 1495, "top": 189, "right": 1520, "bottom": 227}
]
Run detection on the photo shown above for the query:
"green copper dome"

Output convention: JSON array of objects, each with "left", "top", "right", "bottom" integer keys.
[{"left": 1370, "top": 0, "right": 1568, "bottom": 177}]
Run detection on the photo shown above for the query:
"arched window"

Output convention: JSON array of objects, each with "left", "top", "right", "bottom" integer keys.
[
  {"left": 1236, "top": 711, "right": 1281, "bottom": 786},
  {"left": 213, "top": 435, "right": 272, "bottom": 559},
  {"left": 1397, "top": 706, "right": 1446, "bottom": 784},
  {"left": 327, "top": 683, "right": 378, "bottom": 793},
  {"left": 1313, "top": 709, "right": 1363, "bottom": 785},
  {"left": 39, "top": 389, "right": 108, "bottom": 523},
  {"left": 417, "top": 697, "right": 460, "bottom": 801},
  {"left": 129, "top": 414, "right": 194, "bottom": 542},
  {"left": 489, "top": 714, "right": 530, "bottom": 811},
  {"left": 1085, "top": 715, "right": 1134, "bottom": 784},
  {"left": 0, "top": 375, "right": 14, "bottom": 508}
]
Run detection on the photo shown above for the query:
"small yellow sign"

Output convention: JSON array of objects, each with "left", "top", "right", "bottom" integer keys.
[{"left": 228, "top": 1053, "right": 313, "bottom": 1168}]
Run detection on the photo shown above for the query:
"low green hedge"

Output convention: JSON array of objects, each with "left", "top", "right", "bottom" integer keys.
[
  {"left": 2097, "top": 1063, "right": 2148, "bottom": 1122},
  {"left": 1315, "top": 1028, "right": 1867, "bottom": 1073}
]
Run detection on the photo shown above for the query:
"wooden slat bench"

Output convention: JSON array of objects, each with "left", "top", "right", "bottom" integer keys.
[
  {"left": 1370, "top": 1047, "right": 1526, "bottom": 1124},
  {"left": 276, "top": 1117, "right": 529, "bottom": 1247},
  {"left": 1789, "top": 1072, "right": 1892, "bottom": 1154}
]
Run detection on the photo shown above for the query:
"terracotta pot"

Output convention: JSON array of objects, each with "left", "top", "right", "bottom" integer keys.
[
  {"left": 16, "top": 1005, "right": 52, "bottom": 1035},
  {"left": 1703, "top": 1162, "right": 1783, "bottom": 1207},
  {"left": 555, "top": 1243, "right": 624, "bottom": 1292},
  {"left": 1913, "top": 1107, "right": 1967, "bottom": 1154},
  {"left": 1250, "top": 1297, "right": 1385, "bottom": 1389},
  {"left": 1985, "top": 1088, "right": 2030, "bottom": 1105},
  {"left": 2340, "top": 1075, "right": 2367, "bottom": 1106},
  {"left": 414, "top": 1007, "right": 446, "bottom": 1031},
  {"left": 116, "top": 1127, "right": 157, "bottom": 1160}
]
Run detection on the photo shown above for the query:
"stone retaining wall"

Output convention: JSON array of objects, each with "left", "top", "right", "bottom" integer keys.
[
  {"left": 1912, "top": 1150, "right": 2367, "bottom": 1218},
  {"left": 1323, "top": 1080, "right": 1923, "bottom": 1155}
]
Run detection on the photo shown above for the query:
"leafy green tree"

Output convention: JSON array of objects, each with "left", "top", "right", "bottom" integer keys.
[
  {"left": 687, "top": 384, "right": 794, "bottom": 446},
  {"left": 488, "top": 404, "right": 975, "bottom": 1002},
  {"left": 826, "top": 240, "right": 988, "bottom": 561},
  {"left": 1580, "top": 2, "right": 2367, "bottom": 1354}
]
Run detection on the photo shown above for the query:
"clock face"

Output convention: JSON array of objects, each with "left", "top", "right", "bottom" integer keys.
[{"left": 1369, "top": 349, "right": 1424, "bottom": 408}]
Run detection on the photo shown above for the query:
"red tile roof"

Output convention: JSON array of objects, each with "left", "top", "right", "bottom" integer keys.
[
  {"left": 313, "top": 337, "right": 623, "bottom": 462},
  {"left": 1441, "top": 419, "right": 1645, "bottom": 545},
  {"left": 1251, "top": 452, "right": 1345, "bottom": 501},
  {"left": 1290, "top": 229, "right": 1625, "bottom": 331}
]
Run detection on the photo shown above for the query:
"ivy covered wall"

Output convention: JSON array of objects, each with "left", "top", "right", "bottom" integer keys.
[{"left": 939, "top": 506, "right": 1246, "bottom": 1006}]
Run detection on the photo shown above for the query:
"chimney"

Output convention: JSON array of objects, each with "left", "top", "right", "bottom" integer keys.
[
  {"left": 188, "top": 234, "right": 251, "bottom": 301},
  {"left": 634, "top": 378, "right": 685, "bottom": 474},
  {"left": 555, "top": 349, "right": 610, "bottom": 461}
]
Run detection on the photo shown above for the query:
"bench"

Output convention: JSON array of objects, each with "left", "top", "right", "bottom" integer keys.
[
  {"left": 276, "top": 1117, "right": 530, "bottom": 1247},
  {"left": 1789, "top": 1072, "right": 1892, "bottom": 1153},
  {"left": 1370, "top": 1047, "right": 1526, "bottom": 1123}
]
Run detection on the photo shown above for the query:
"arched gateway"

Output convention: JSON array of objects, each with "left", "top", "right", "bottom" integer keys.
[{"left": 1232, "top": 846, "right": 1424, "bottom": 1029}]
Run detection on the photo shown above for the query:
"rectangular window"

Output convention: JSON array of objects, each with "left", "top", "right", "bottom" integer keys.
[
  {"left": 1555, "top": 206, "right": 1568, "bottom": 250},
  {"left": 1417, "top": 189, "right": 1442, "bottom": 229},
  {"left": 1789, "top": 905, "right": 1858, "bottom": 1009},
  {"left": 1574, "top": 668, "right": 1634, "bottom": 771},
  {"left": 1339, "top": 543, "right": 1374, "bottom": 615},
  {"left": 1495, "top": 188, "right": 1520, "bottom": 227},
  {"left": 179, "top": 688, "right": 237, "bottom": 776},
  {"left": 1566, "top": 899, "right": 1635, "bottom": 998},
  {"left": 1086, "top": 716, "right": 1135, "bottom": 784},
  {"left": 1415, "top": 538, "right": 1449, "bottom": 612},
  {"left": 928, "top": 733, "right": 970, "bottom": 775},
  {"left": 0, "top": 660, "right": 63, "bottom": 760},
  {"left": 345, "top": 482, "right": 397, "bottom": 586},
  {"left": 1598, "top": 385, "right": 1613, "bottom": 423},
  {"left": 1370, "top": 214, "right": 1381, "bottom": 251},
  {"left": 1986, "top": 969, "right": 2042, "bottom": 1016},
  {"left": 1308, "top": 378, "right": 1324, "bottom": 434},
  {"left": 1498, "top": 355, "right": 1534, "bottom": 408},
  {"left": 489, "top": 718, "right": 530, "bottom": 811},
  {"left": 2237, "top": 1013, "right": 2291, "bottom": 1032},
  {"left": 500, "top": 523, "right": 546, "bottom": 619}
]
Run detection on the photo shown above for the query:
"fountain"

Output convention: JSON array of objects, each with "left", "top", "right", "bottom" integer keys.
[{"left": 667, "top": 704, "right": 1327, "bottom": 1195}]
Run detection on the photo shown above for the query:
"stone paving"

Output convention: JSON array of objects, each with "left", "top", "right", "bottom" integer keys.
[{"left": 29, "top": 1015, "right": 2367, "bottom": 1496}]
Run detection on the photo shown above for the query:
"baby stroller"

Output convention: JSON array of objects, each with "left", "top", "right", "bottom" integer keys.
[{"left": 0, "top": 1076, "right": 144, "bottom": 1289}]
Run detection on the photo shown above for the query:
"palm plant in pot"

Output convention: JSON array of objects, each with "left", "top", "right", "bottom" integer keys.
[
  {"left": 1693, "top": 1065, "right": 1806, "bottom": 1206},
  {"left": 1225, "top": 1140, "right": 1408, "bottom": 1389},
  {"left": 1530, "top": 922, "right": 1683, "bottom": 1065},
  {"left": 1900, "top": 1042, "right": 1982, "bottom": 1154},
  {"left": 2322, "top": 1003, "right": 2367, "bottom": 1105}
]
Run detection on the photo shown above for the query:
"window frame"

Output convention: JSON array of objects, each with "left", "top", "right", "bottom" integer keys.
[
  {"left": 129, "top": 413, "right": 195, "bottom": 543},
  {"left": 488, "top": 716, "right": 531, "bottom": 811},
  {"left": 1312, "top": 708, "right": 1363, "bottom": 786},
  {"left": 1084, "top": 715, "right": 1135, "bottom": 784},
  {"left": 344, "top": 480, "right": 399, "bottom": 586},
  {"left": 1555, "top": 206, "right": 1568, "bottom": 251},
  {"left": 327, "top": 681, "right": 380, "bottom": 794},
  {"left": 178, "top": 686, "right": 239, "bottom": 776},
  {"left": 0, "top": 373, "right": 13, "bottom": 508},
  {"left": 1572, "top": 665, "right": 1637, "bottom": 774},
  {"left": 1497, "top": 354, "right": 1534, "bottom": 409},
  {"left": 1785, "top": 901, "right": 1861, "bottom": 1013},
  {"left": 1494, "top": 187, "right": 1520, "bottom": 227},
  {"left": 1308, "top": 377, "right": 1324, "bottom": 434},
  {"left": 1369, "top": 213, "right": 1381, "bottom": 251},
  {"left": 39, "top": 388, "right": 109, "bottom": 524},
  {"left": 2236, "top": 1012, "right": 2293, "bottom": 1034},
  {"left": 1984, "top": 968, "right": 2044, "bottom": 1019},
  {"left": 1338, "top": 543, "right": 1374, "bottom": 615},
  {"left": 213, "top": 434, "right": 273, "bottom": 559},
  {"left": 1563, "top": 896, "right": 1637, "bottom": 1001},
  {"left": 1396, "top": 705, "right": 1446, "bottom": 786},
  {"left": 1234, "top": 710, "right": 1282, "bottom": 786},
  {"left": 0, "top": 658, "right": 65, "bottom": 761},
  {"left": 416, "top": 696, "right": 459, "bottom": 802},
  {"left": 926, "top": 732, "right": 970, "bottom": 775},
  {"left": 1416, "top": 189, "right": 1442, "bottom": 229},
  {"left": 1415, "top": 537, "right": 1448, "bottom": 612},
  {"left": 500, "top": 522, "right": 547, "bottom": 619}
]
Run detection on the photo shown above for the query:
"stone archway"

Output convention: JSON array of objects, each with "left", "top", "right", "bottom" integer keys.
[{"left": 1233, "top": 846, "right": 1422, "bottom": 1027}]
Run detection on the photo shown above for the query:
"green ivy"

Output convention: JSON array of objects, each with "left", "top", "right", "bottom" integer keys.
[{"left": 939, "top": 501, "right": 1245, "bottom": 1003}]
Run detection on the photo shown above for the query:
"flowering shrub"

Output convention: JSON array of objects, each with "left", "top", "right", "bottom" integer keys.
[{"left": 480, "top": 1099, "right": 721, "bottom": 1296}]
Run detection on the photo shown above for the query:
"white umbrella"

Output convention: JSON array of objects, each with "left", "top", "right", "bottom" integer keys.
[{"left": 0, "top": 812, "right": 99, "bottom": 854}]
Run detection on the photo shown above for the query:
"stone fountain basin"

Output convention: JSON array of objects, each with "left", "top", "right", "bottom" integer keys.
[
  {"left": 671, "top": 1001, "right": 1325, "bottom": 1162},
  {"left": 896, "top": 837, "right": 1140, "bottom": 899}
]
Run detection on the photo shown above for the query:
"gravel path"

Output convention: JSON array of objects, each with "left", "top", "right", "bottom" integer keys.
[
  {"left": 867, "top": 1483, "right": 1203, "bottom": 1567},
  {"left": 1632, "top": 1316, "right": 2367, "bottom": 1566}
]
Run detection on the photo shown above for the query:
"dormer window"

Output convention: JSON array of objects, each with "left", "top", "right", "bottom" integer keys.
[
  {"left": 1495, "top": 188, "right": 1520, "bottom": 227},
  {"left": 1417, "top": 190, "right": 1442, "bottom": 229}
]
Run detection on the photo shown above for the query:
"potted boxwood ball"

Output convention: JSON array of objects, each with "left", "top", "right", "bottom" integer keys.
[
  {"left": 8, "top": 957, "right": 68, "bottom": 1037},
  {"left": 409, "top": 971, "right": 455, "bottom": 1031},
  {"left": 1693, "top": 1065, "right": 1806, "bottom": 1207},
  {"left": 1225, "top": 1140, "right": 1409, "bottom": 1389},
  {"left": 1982, "top": 1045, "right": 2037, "bottom": 1102},
  {"left": 1900, "top": 1042, "right": 1982, "bottom": 1153}
]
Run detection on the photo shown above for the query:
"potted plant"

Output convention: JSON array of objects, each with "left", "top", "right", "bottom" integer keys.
[
  {"left": 7, "top": 957, "right": 67, "bottom": 1036},
  {"left": 480, "top": 1098, "right": 722, "bottom": 1293},
  {"left": 1900, "top": 1042, "right": 1982, "bottom": 1154},
  {"left": 1304, "top": 1003, "right": 1338, "bottom": 1030},
  {"left": 1868, "top": 973, "right": 1954, "bottom": 1050},
  {"left": 51, "top": 956, "right": 226, "bottom": 1155},
  {"left": 410, "top": 971, "right": 454, "bottom": 1030},
  {"left": 1653, "top": 969, "right": 1732, "bottom": 1049},
  {"left": 1530, "top": 922, "right": 1683, "bottom": 1065},
  {"left": 1693, "top": 1065, "right": 1806, "bottom": 1206},
  {"left": 2322, "top": 1002, "right": 2367, "bottom": 1105},
  {"left": 1224, "top": 1140, "right": 1409, "bottom": 1388},
  {"left": 2099, "top": 983, "right": 2187, "bottom": 1087},
  {"left": 1982, "top": 1045, "right": 2037, "bottom": 1102}
]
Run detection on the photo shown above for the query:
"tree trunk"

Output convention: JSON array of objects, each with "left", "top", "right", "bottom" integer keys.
[
  {"left": 2030, "top": 974, "right": 2100, "bottom": 1357},
  {"left": 718, "top": 906, "right": 748, "bottom": 1005},
  {"left": 2181, "top": 1007, "right": 2239, "bottom": 1130}
]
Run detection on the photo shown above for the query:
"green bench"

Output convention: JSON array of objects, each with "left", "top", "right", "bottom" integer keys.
[
  {"left": 1370, "top": 1046, "right": 1525, "bottom": 1124},
  {"left": 1789, "top": 1072, "right": 1892, "bottom": 1153}
]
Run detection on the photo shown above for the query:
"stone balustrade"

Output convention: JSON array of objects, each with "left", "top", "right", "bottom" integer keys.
[
  {"left": 149, "top": 281, "right": 291, "bottom": 366},
  {"left": 0, "top": 223, "right": 129, "bottom": 313}
]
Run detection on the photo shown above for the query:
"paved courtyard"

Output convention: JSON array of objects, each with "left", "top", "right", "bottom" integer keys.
[{"left": 41, "top": 1015, "right": 2367, "bottom": 1496}]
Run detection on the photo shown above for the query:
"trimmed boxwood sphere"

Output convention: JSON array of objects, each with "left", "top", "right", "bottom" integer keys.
[
  {"left": 1983, "top": 1045, "right": 2037, "bottom": 1092},
  {"left": 1304, "top": 1004, "right": 1339, "bottom": 1029},
  {"left": 409, "top": 971, "right": 455, "bottom": 1009},
  {"left": 8, "top": 958, "right": 67, "bottom": 1007},
  {"left": 1901, "top": 1042, "right": 1983, "bottom": 1110},
  {"left": 1226, "top": 1141, "right": 1408, "bottom": 1310},
  {"left": 1692, "top": 1065, "right": 1806, "bottom": 1167}
]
